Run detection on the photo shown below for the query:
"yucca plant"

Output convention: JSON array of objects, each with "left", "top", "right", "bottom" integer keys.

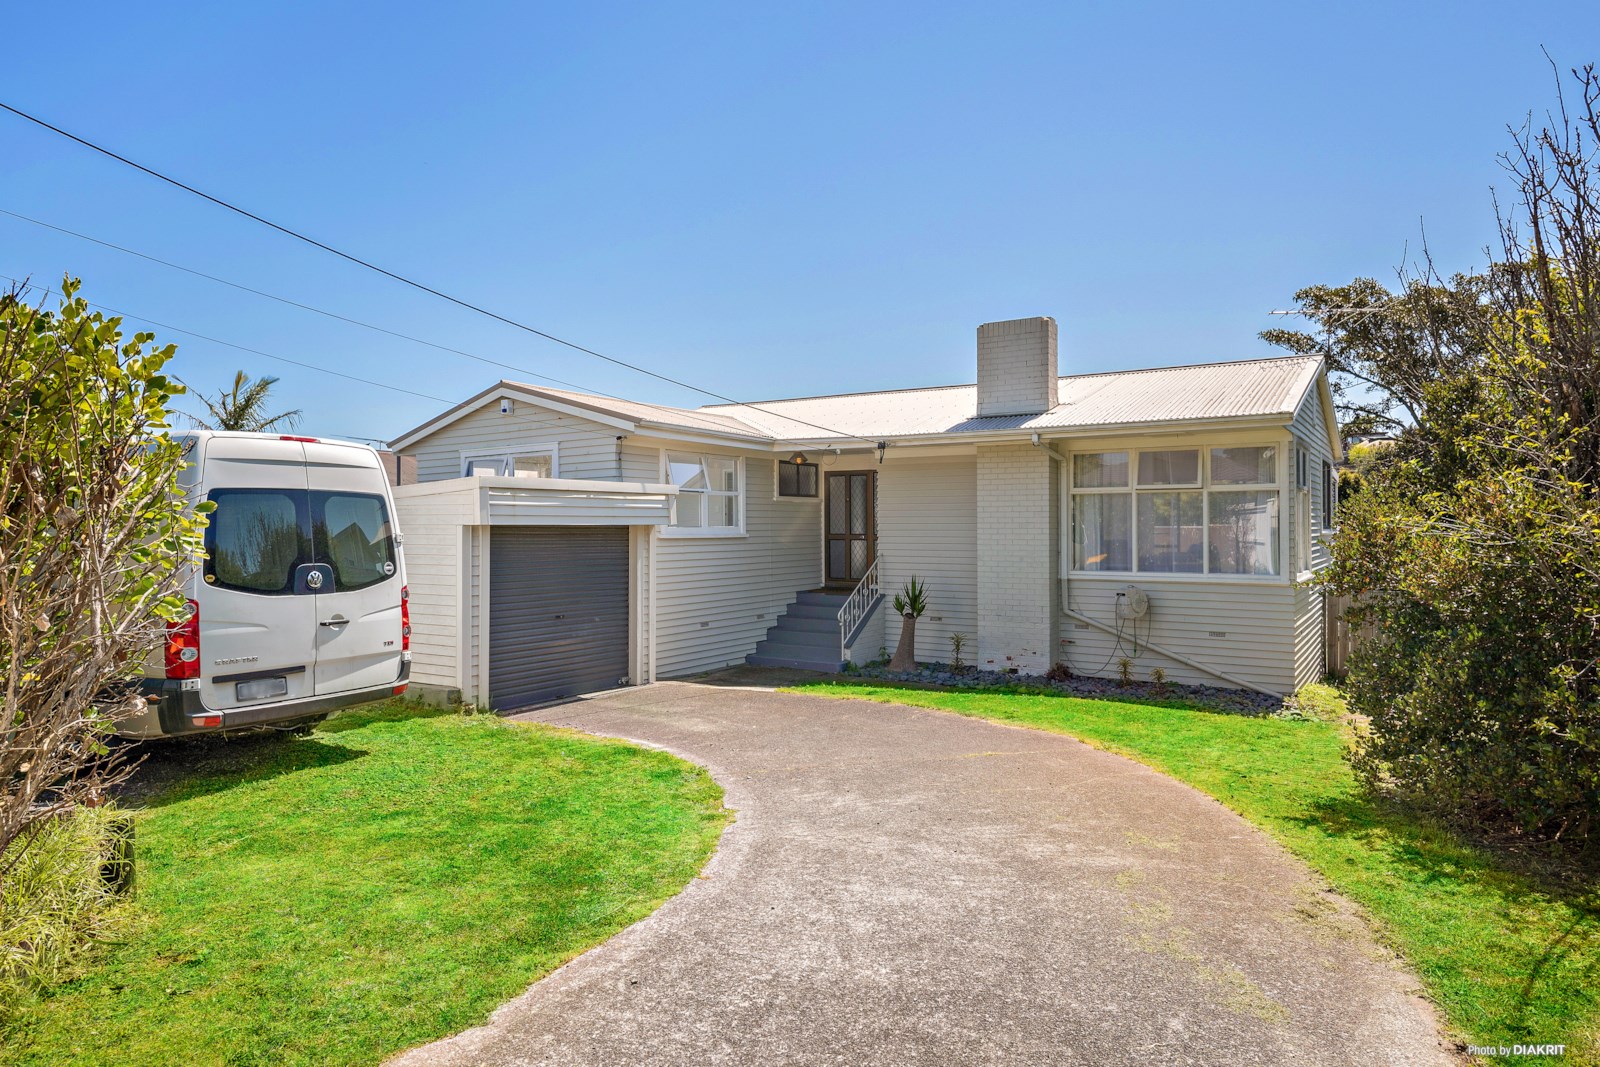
[{"left": 889, "top": 577, "right": 928, "bottom": 672}]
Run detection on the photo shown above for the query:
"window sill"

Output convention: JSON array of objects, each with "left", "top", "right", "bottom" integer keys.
[
  {"left": 772, "top": 495, "right": 822, "bottom": 504},
  {"left": 659, "top": 528, "right": 749, "bottom": 540},
  {"left": 1066, "top": 571, "right": 1290, "bottom": 585}
]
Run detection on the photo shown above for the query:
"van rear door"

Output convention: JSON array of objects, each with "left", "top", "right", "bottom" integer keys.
[
  {"left": 304, "top": 442, "right": 404, "bottom": 696},
  {"left": 196, "top": 440, "right": 318, "bottom": 712}
]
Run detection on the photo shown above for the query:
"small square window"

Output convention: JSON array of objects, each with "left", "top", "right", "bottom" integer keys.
[
  {"left": 1073, "top": 451, "right": 1129, "bottom": 488},
  {"left": 1210, "top": 446, "right": 1276, "bottom": 485},
  {"left": 777, "top": 460, "right": 819, "bottom": 498},
  {"left": 1137, "top": 450, "right": 1200, "bottom": 486},
  {"left": 513, "top": 454, "right": 552, "bottom": 478}
]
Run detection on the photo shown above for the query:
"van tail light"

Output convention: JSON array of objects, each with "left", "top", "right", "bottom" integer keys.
[
  {"left": 190, "top": 714, "right": 223, "bottom": 729},
  {"left": 400, "top": 585, "right": 411, "bottom": 652},
  {"left": 164, "top": 599, "right": 201, "bottom": 680}
]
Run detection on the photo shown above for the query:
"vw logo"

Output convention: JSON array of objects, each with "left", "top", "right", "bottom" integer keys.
[{"left": 306, "top": 570, "right": 325, "bottom": 590}]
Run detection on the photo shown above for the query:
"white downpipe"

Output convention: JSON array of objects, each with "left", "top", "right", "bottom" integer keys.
[{"left": 1060, "top": 607, "right": 1284, "bottom": 698}]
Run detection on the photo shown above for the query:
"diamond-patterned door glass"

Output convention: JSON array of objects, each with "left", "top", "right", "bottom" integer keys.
[{"left": 850, "top": 475, "right": 867, "bottom": 535}]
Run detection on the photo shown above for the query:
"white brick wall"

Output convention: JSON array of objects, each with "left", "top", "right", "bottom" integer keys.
[
  {"left": 976, "top": 444, "right": 1056, "bottom": 673},
  {"left": 976, "top": 317, "right": 1058, "bottom": 417}
]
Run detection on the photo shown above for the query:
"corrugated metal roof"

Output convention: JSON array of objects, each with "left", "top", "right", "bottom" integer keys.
[
  {"left": 504, "top": 384, "right": 767, "bottom": 437},
  {"left": 697, "top": 356, "right": 1323, "bottom": 441},
  {"left": 486, "top": 356, "right": 1321, "bottom": 445}
]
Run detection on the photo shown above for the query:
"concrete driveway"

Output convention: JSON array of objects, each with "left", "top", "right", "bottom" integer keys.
[{"left": 390, "top": 678, "right": 1452, "bottom": 1067}]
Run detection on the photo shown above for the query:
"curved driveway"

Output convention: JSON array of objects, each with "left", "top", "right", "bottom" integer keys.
[{"left": 390, "top": 680, "right": 1451, "bottom": 1067}]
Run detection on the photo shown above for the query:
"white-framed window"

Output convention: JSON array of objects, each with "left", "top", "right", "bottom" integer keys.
[
  {"left": 1070, "top": 444, "right": 1281, "bottom": 577},
  {"left": 662, "top": 450, "right": 744, "bottom": 535},
  {"left": 461, "top": 447, "right": 557, "bottom": 479}
]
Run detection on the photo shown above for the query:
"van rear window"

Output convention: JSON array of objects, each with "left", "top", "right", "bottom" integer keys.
[
  {"left": 315, "top": 492, "right": 397, "bottom": 592},
  {"left": 206, "top": 490, "right": 310, "bottom": 594}
]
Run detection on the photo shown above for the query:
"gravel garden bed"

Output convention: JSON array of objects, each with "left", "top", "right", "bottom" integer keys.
[{"left": 844, "top": 661, "right": 1285, "bottom": 714}]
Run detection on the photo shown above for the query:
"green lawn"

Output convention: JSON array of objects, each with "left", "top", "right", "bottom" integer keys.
[
  {"left": 788, "top": 681, "right": 1600, "bottom": 1066},
  {"left": 0, "top": 703, "right": 728, "bottom": 1067}
]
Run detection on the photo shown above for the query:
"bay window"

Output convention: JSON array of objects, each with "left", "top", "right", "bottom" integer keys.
[
  {"left": 1070, "top": 444, "right": 1280, "bottom": 576},
  {"left": 665, "top": 451, "right": 742, "bottom": 533}
]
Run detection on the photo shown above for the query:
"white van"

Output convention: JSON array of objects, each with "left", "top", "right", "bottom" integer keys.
[{"left": 124, "top": 432, "right": 411, "bottom": 739}]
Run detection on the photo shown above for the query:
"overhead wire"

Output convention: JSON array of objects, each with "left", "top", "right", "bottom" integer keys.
[
  {"left": 0, "top": 206, "right": 639, "bottom": 403},
  {"left": 0, "top": 101, "right": 877, "bottom": 446},
  {"left": 0, "top": 274, "right": 652, "bottom": 449}
]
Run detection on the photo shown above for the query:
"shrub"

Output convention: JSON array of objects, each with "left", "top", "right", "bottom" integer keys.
[
  {"left": 949, "top": 633, "right": 968, "bottom": 673},
  {"left": 1, "top": 280, "right": 205, "bottom": 855},
  {"left": 1116, "top": 658, "right": 1135, "bottom": 686},
  {"left": 1326, "top": 466, "right": 1600, "bottom": 844},
  {"left": 0, "top": 807, "right": 135, "bottom": 1021}
]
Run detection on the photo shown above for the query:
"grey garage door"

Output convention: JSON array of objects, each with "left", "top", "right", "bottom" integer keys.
[{"left": 489, "top": 526, "right": 630, "bottom": 709}]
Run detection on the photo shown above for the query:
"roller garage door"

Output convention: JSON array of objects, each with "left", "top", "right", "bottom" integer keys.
[{"left": 489, "top": 526, "right": 630, "bottom": 709}]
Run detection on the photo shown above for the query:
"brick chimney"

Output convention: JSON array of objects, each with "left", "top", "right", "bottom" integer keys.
[{"left": 976, "top": 316, "right": 1058, "bottom": 417}]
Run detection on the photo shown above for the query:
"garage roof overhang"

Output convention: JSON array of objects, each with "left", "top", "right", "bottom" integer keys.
[{"left": 393, "top": 476, "right": 677, "bottom": 527}]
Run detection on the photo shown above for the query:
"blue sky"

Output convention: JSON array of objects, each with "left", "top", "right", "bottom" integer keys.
[{"left": 2, "top": 3, "right": 1595, "bottom": 443}]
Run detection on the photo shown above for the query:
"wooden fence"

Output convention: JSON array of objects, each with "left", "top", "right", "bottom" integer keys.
[{"left": 1323, "top": 592, "right": 1375, "bottom": 679}]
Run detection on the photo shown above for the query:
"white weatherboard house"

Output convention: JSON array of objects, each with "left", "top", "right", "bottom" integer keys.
[{"left": 389, "top": 317, "right": 1341, "bottom": 709}]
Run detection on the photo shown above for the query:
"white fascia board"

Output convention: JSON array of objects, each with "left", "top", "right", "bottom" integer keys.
[{"left": 628, "top": 424, "right": 780, "bottom": 450}]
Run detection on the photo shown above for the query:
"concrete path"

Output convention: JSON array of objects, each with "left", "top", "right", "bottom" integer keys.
[{"left": 389, "top": 680, "right": 1453, "bottom": 1067}]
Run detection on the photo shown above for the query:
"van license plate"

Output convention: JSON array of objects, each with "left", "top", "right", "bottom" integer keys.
[{"left": 236, "top": 677, "right": 289, "bottom": 702}]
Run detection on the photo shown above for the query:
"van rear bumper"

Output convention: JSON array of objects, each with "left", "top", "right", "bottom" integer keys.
[{"left": 135, "top": 661, "right": 411, "bottom": 737}]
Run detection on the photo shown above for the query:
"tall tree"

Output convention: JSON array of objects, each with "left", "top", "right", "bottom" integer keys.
[
  {"left": 1260, "top": 274, "right": 1491, "bottom": 441},
  {"left": 189, "top": 370, "right": 302, "bottom": 432},
  {"left": 1310, "top": 62, "right": 1600, "bottom": 846}
]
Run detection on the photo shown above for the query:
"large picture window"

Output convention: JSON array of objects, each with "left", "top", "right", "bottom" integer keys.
[
  {"left": 665, "top": 451, "right": 743, "bottom": 533},
  {"left": 1071, "top": 445, "right": 1280, "bottom": 576}
]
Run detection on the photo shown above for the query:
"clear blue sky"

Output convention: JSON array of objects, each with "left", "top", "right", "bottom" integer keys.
[{"left": 2, "top": 2, "right": 1595, "bottom": 443}]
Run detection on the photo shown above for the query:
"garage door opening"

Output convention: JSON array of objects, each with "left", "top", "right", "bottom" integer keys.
[{"left": 489, "top": 526, "right": 629, "bottom": 709}]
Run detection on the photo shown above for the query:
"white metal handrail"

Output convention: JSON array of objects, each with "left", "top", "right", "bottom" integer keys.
[{"left": 836, "top": 558, "right": 881, "bottom": 651}]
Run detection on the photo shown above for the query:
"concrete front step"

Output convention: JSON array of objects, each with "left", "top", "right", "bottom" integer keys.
[
  {"left": 756, "top": 636, "right": 841, "bottom": 659},
  {"left": 794, "top": 591, "right": 851, "bottom": 608},
  {"left": 770, "top": 614, "right": 838, "bottom": 634},
  {"left": 746, "top": 653, "right": 844, "bottom": 673},
  {"left": 765, "top": 624, "right": 840, "bottom": 646},
  {"left": 784, "top": 603, "right": 844, "bottom": 621}
]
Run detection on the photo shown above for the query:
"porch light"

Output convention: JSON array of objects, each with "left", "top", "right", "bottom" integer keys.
[{"left": 789, "top": 451, "right": 808, "bottom": 465}]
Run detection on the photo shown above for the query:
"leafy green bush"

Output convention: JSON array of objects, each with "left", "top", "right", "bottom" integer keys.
[
  {"left": 1326, "top": 457, "right": 1600, "bottom": 845},
  {"left": 1, "top": 807, "right": 135, "bottom": 1021}
]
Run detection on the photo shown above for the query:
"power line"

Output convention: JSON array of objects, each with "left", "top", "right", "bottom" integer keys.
[
  {"left": 0, "top": 101, "right": 873, "bottom": 445},
  {"left": 0, "top": 206, "right": 632, "bottom": 400},
  {"left": 0, "top": 275, "right": 643, "bottom": 448}
]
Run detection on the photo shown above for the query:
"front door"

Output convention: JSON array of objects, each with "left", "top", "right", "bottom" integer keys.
[{"left": 825, "top": 471, "right": 875, "bottom": 586}]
